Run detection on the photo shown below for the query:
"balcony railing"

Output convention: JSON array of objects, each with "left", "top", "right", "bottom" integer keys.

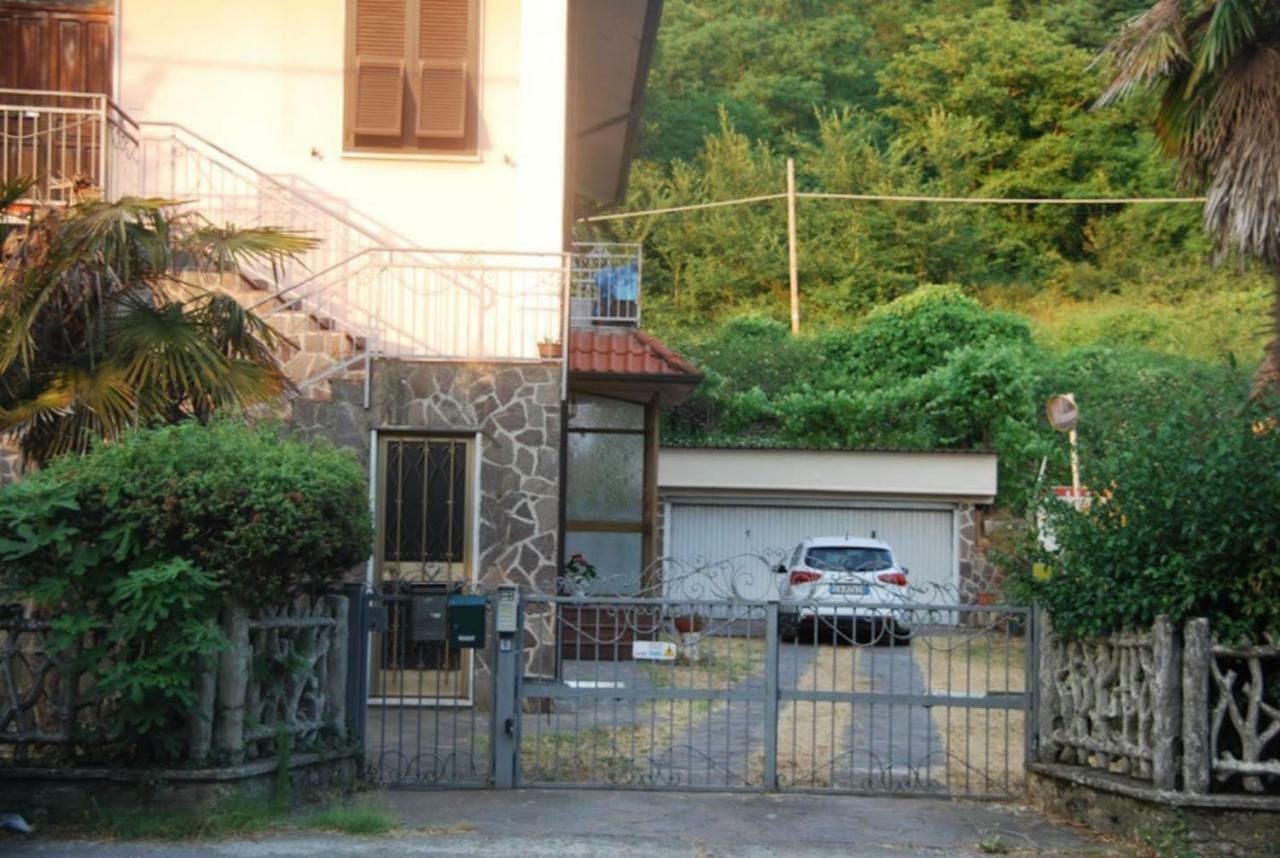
[
  {"left": 1, "top": 88, "right": 139, "bottom": 204},
  {"left": 259, "top": 248, "right": 569, "bottom": 364},
  {"left": 570, "top": 241, "right": 642, "bottom": 327}
]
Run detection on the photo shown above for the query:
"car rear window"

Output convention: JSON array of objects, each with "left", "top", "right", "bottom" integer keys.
[{"left": 805, "top": 546, "right": 893, "bottom": 572}]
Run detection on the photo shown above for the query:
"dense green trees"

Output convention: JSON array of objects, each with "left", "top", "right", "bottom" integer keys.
[
  {"left": 596, "top": 0, "right": 1268, "bottom": 366},
  {"left": 663, "top": 287, "right": 1251, "bottom": 506},
  {"left": 590, "top": 0, "right": 1275, "bottom": 511}
]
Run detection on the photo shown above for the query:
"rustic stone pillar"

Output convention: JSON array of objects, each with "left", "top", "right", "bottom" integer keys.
[
  {"left": 214, "top": 605, "right": 250, "bottom": 764},
  {"left": 1150, "top": 615, "right": 1181, "bottom": 791},
  {"left": 1181, "top": 617, "right": 1212, "bottom": 794},
  {"left": 1036, "top": 608, "right": 1059, "bottom": 763},
  {"left": 187, "top": 648, "right": 218, "bottom": 763},
  {"left": 325, "top": 595, "right": 348, "bottom": 735}
]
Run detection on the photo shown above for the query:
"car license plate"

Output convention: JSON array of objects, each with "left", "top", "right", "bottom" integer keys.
[{"left": 829, "top": 583, "right": 869, "bottom": 595}]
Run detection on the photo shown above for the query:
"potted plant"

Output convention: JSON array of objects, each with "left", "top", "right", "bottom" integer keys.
[
  {"left": 672, "top": 612, "right": 706, "bottom": 634},
  {"left": 537, "top": 337, "right": 563, "bottom": 359},
  {"left": 562, "top": 552, "right": 597, "bottom": 596}
]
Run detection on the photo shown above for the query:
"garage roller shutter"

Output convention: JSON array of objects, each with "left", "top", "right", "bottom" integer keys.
[{"left": 666, "top": 503, "right": 955, "bottom": 601}]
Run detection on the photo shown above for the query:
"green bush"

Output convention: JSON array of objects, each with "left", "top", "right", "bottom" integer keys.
[
  {"left": 1008, "top": 396, "right": 1280, "bottom": 642},
  {"left": 17, "top": 419, "right": 373, "bottom": 604},
  {"left": 0, "top": 419, "right": 372, "bottom": 762}
]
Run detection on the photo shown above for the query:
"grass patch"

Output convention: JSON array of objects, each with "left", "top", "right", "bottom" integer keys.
[
  {"left": 51, "top": 793, "right": 401, "bottom": 842},
  {"left": 294, "top": 798, "right": 399, "bottom": 836},
  {"left": 63, "top": 796, "right": 286, "bottom": 841}
]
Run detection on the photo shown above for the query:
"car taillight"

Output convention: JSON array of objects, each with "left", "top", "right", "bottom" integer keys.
[
  {"left": 789, "top": 570, "right": 823, "bottom": 586},
  {"left": 877, "top": 572, "right": 908, "bottom": 587}
]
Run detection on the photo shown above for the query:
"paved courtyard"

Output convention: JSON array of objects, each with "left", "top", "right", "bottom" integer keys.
[{"left": 4, "top": 789, "right": 1120, "bottom": 857}]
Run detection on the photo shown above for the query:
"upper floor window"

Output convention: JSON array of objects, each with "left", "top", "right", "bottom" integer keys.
[{"left": 344, "top": 0, "right": 479, "bottom": 155}]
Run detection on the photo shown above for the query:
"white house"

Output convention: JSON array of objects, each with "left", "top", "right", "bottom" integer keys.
[{"left": 1, "top": 0, "right": 705, "bottom": 704}]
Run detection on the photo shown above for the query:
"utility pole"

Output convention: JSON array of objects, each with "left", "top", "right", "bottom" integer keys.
[{"left": 786, "top": 157, "right": 799, "bottom": 335}]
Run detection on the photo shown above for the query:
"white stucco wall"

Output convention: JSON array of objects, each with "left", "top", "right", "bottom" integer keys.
[
  {"left": 117, "top": 0, "right": 567, "bottom": 254},
  {"left": 659, "top": 448, "right": 999, "bottom": 504}
]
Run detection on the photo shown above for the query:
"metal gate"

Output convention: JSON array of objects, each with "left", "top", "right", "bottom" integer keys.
[{"left": 356, "top": 563, "right": 1034, "bottom": 798}]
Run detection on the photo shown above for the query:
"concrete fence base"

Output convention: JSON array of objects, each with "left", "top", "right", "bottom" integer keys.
[{"left": 1028, "top": 763, "right": 1280, "bottom": 858}]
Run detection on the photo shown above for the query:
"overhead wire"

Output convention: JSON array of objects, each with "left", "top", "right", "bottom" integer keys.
[{"left": 580, "top": 190, "right": 1206, "bottom": 223}]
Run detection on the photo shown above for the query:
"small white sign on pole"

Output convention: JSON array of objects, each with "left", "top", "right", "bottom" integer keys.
[{"left": 632, "top": 640, "right": 677, "bottom": 661}]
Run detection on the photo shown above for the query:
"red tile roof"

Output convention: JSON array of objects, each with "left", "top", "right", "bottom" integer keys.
[{"left": 568, "top": 328, "right": 700, "bottom": 377}]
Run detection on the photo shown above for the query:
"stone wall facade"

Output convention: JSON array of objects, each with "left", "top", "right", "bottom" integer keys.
[{"left": 290, "top": 358, "right": 563, "bottom": 682}]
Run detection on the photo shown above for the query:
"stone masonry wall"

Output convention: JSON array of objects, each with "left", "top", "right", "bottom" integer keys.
[{"left": 290, "top": 359, "right": 563, "bottom": 685}]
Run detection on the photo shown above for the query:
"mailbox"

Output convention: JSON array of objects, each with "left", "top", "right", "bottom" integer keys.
[
  {"left": 410, "top": 595, "right": 448, "bottom": 642},
  {"left": 447, "top": 595, "right": 486, "bottom": 649}
]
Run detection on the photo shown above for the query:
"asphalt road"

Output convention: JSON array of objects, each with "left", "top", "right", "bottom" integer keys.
[{"left": 4, "top": 789, "right": 1119, "bottom": 857}]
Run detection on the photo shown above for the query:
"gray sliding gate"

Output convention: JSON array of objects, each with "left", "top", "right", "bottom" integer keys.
[{"left": 358, "top": 561, "right": 1034, "bottom": 798}]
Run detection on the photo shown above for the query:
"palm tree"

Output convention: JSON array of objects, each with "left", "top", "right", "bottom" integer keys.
[
  {"left": 0, "top": 180, "right": 316, "bottom": 465},
  {"left": 1098, "top": 0, "right": 1280, "bottom": 391}
]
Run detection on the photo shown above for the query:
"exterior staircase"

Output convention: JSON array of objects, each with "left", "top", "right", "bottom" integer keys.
[
  {"left": 189, "top": 272, "right": 369, "bottom": 401},
  {"left": 2, "top": 89, "right": 634, "bottom": 409}
]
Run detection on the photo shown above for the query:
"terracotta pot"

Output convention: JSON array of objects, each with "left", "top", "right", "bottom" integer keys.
[
  {"left": 673, "top": 615, "right": 705, "bottom": 634},
  {"left": 537, "top": 341, "right": 563, "bottom": 359}
]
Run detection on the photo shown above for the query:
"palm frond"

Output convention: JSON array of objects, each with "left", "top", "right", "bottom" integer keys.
[
  {"left": 1097, "top": 0, "right": 1190, "bottom": 107},
  {"left": 182, "top": 289, "right": 292, "bottom": 363},
  {"left": 1, "top": 363, "right": 136, "bottom": 461},
  {"left": 1192, "top": 0, "right": 1262, "bottom": 86},
  {"left": 0, "top": 178, "right": 34, "bottom": 213},
  {"left": 110, "top": 297, "right": 230, "bottom": 395},
  {"left": 178, "top": 223, "right": 318, "bottom": 278}
]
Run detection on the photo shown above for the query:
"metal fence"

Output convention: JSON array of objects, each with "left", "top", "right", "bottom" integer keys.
[{"left": 356, "top": 569, "right": 1033, "bottom": 799}]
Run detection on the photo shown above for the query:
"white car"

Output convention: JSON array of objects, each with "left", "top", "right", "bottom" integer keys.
[{"left": 776, "top": 536, "right": 913, "bottom": 644}]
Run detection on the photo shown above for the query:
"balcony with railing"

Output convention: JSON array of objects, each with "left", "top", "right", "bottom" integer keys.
[
  {"left": 570, "top": 241, "right": 642, "bottom": 328},
  {"left": 2, "top": 88, "right": 642, "bottom": 389}
]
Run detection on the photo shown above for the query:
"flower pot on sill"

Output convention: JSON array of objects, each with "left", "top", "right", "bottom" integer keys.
[{"left": 538, "top": 341, "right": 563, "bottom": 359}]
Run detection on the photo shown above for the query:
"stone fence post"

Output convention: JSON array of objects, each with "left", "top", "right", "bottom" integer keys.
[
  {"left": 214, "top": 605, "right": 250, "bottom": 764},
  {"left": 324, "top": 594, "right": 348, "bottom": 735},
  {"left": 1150, "top": 615, "right": 1181, "bottom": 791},
  {"left": 1036, "top": 608, "right": 1059, "bottom": 763},
  {"left": 1181, "top": 617, "right": 1212, "bottom": 794}
]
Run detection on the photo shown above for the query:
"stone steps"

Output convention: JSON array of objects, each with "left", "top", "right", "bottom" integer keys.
[{"left": 181, "top": 270, "right": 369, "bottom": 402}]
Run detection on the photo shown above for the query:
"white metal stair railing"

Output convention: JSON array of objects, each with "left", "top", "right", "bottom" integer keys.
[
  {"left": 4, "top": 89, "right": 573, "bottom": 392},
  {"left": 256, "top": 247, "right": 571, "bottom": 364},
  {"left": 127, "top": 125, "right": 570, "bottom": 373}
]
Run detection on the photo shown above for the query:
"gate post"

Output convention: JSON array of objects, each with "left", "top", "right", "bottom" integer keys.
[
  {"left": 764, "top": 601, "right": 780, "bottom": 790},
  {"left": 342, "top": 583, "right": 369, "bottom": 744},
  {"left": 492, "top": 586, "right": 523, "bottom": 789}
]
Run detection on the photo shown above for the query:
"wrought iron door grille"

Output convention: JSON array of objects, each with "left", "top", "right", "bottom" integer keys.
[{"left": 380, "top": 437, "right": 468, "bottom": 583}]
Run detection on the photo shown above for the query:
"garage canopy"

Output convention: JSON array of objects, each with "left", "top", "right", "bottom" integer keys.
[{"left": 658, "top": 448, "right": 998, "bottom": 504}]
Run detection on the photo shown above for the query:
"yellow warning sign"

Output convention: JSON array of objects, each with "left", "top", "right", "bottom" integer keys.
[{"left": 632, "top": 641, "right": 677, "bottom": 661}]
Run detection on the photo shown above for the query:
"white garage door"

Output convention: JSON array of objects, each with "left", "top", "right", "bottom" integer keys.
[{"left": 665, "top": 501, "right": 956, "bottom": 600}]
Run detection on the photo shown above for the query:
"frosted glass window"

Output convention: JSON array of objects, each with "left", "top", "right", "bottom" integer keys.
[
  {"left": 567, "top": 432, "right": 643, "bottom": 522},
  {"left": 565, "top": 531, "right": 644, "bottom": 595},
  {"left": 570, "top": 395, "right": 644, "bottom": 430}
]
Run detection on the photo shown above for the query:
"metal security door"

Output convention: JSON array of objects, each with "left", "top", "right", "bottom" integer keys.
[
  {"left": 363, "top": 435, "right": 493, "bottom": 788},
  {"left": 373, "top": 436, "right": 473, "bottom": 703}
]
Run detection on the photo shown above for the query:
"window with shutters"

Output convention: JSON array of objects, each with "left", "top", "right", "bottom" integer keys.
[{"left": 344, "top": 0, "right": 478, "bottom": 155}]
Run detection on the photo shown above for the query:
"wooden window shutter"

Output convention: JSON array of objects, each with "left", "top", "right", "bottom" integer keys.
[
  {"left": 415, "top": 0, "right": 473, "bottom": 139},
  {"left": 351, "top": 0, "right": 408, "bottom": 136}
]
